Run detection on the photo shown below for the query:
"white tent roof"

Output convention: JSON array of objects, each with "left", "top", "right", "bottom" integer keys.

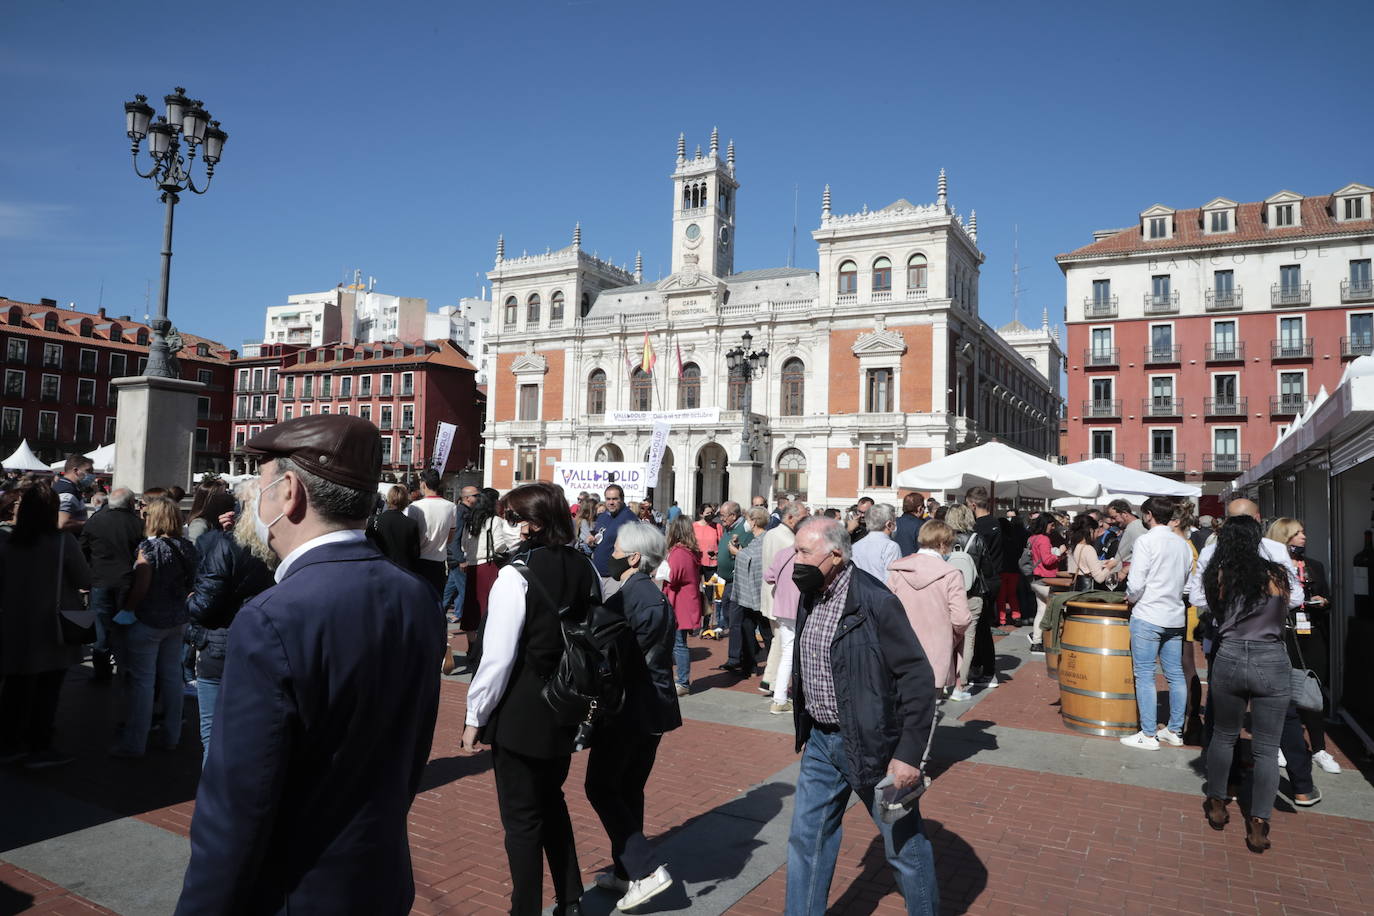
[
  {"left": 3, "top": 440, "right": 50, "bottom": 472},
  {"left": 894, "top": 442, "right": 1104, "bottom": 501},
  {"left": 1061, "top": 458, "right": 1200, "bottom": 498},
  {"left": 86, "top": 443, "right": 116, "bottom": 473}
]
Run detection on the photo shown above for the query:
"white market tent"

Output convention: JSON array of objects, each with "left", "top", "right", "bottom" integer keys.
[
  {"left": 1049, "top": 458, "right": 1201, "bottom": 510},
  {"left": 894, "top": 442, "right": 1104, "bottom": 502},
  {"left": 47, "top": 443, "right": 118, "bottom": 474},
  {"left": 3, "top": 440, "right": 50, "bottom": 472}
]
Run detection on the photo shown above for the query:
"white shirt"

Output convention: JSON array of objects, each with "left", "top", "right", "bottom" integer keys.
[
  {"left": 1187, "top": 537, "right": 1303, "bottom": 612},
  {"left": 852, "top": 530, "right": 901, "bottom": 583},
  {"left": 464, "top": 564, "right": 529, "bottom": 727},
  {"left": 413, "top": 496, "right": 458, "bottom": 563},
  {"left": 274, "top": 529, "right": 368, "bottom": 583},
  {"left": 1124, "top": 524, "right": 1194, "bottom": 628}
]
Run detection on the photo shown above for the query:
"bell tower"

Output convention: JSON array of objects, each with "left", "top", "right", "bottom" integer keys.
[{"left": 670, "top": 127, "right": 737, "bottom": 278}]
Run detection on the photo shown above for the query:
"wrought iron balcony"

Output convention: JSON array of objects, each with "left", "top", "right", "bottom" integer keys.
[
  {"left": 1082, "top": 347, "right": 1119, "bottom": 367},
  {"left": 1204, "top": 288, "right": 1243, "bottom": 311},
  {"left": 1081, "top": 399, "right": 1121, "bottom": 419},
  {"left": 1140, "top": 453, "right": 1186, "bottom": 474},
  {"left": 1341, "top": 279, "right": 1374, "bottom": 302},
  {"left": 1270, "top": 338, "right": 1314, "bottom": 359},
  {"left": 1270, "top": 395, "right": 1309, "bottom": 415},
  {"left": 1204, "top": 341, "right": 1245, "bottom": 362},
  {"left": 1143, "top": 291, "right": 1180, "bottom": 314},
  {"left": 1144, "top": 344, "right": 1182, "bottom": 364},
  {"left": 1204, "top": 453, "right": 1250, "bottom": 473},
  {"left": 1204, "top": 397, "right": 1248, "bottom": 417},
  {"left": 1083, "top": 296, "right": 1119, "bottom": 318},
  {"left": 1342, "top": 335, "right": 1374, "bottom": 358},
  {"left": 1271, "top": 282, "right": 1311, "bottom": 307},
  {"left": 1142, "top": 397, "right": 1183, "bottom": 417},
  {"left": 1081, "top": 452, "right": 1124, "bottom": 463}
]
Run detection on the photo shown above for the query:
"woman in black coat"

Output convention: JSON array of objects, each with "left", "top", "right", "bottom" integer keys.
[
  {"left": 584, "top": 520, "right": 682, "bottom": 909},
  {"left": 369, "top": 485, "right": 421, "bottom": 571}
]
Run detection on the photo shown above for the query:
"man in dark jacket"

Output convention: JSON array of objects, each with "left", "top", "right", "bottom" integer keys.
[
  {"left": 893, "top": 492, "right": 925, "bottom": 557},
  {"left": 176, "top": 414, "right": 444, "bottom": 916},
  {"left": 79, "top": 487, "right": 143, "bottom": 680},
  {"left": 786, "top": 516, "right": 938, "bottom": 915},
  {"left": 966, "top": 485, "right": 1003, "bottom": 683}
]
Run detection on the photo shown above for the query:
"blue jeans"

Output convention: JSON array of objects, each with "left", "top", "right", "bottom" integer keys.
[
  {"left": 88, "top": 586, "right": 125, "bottom": 665},
  {"left": 442, "top": 565, "right": 466, "bottom": 612},
  {"left": 1205, "top": 639, "right": 1291, "bottom": 818},
  {"left": 786, "top": 728, "right": 938, "bottom": 915},
  {"left": 1129, "top": 617, "right": 1186, "bottom": 735},
  {"left": 196, "top": 676, "right": 220, "bottom": 767},
  {"left": 673, "top": 630, "right": 691, "bottom": 687},
  {"left": 118, "top": 622, "right": 186, "bottom": 755}
]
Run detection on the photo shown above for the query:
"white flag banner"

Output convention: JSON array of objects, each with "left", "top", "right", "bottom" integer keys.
[
  {"left": 607, "top": 407, "right": 720, "bottom": 425},
  {"left": 552, "top": 462, "right": 651, "bottom": 501},
  {"left": 430, "top": 422, "right": 458, "bottom": 473},
  {"left": 645, "top": 420, "right": 671, "bottom": 484}
]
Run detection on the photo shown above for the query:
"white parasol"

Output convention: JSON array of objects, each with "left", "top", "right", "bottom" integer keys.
[{"left": 894, "top": 442, "right": 1104, "bottom": 501}]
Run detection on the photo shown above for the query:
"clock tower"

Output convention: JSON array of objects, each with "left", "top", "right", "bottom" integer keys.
[{"left": 670, "top": 127, "right": 737, "bottom": 278}]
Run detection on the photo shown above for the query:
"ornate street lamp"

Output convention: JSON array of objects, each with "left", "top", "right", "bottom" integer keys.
[
  {"left": 124, "top": 87, "right": 228, "bottom": 378},
  {"left": 725, "top": 330, "right": 768, "bottom": 461}
]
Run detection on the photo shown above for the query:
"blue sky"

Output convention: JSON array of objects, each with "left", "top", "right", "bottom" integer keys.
[{"left": 2, "top": 1, "right": 1370, "bottom": 350}]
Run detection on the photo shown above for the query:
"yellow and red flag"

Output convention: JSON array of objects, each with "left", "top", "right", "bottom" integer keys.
[{"left": 641, "top": 330, "right": 656, "bottom": 373}]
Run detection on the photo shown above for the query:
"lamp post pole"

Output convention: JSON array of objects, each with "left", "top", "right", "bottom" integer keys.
[
  {"left": 123, "top": 88, "right": 228, "bottom": 379},
  {"left": 725, "top": 331, "right": 769, "bottom": 463}
]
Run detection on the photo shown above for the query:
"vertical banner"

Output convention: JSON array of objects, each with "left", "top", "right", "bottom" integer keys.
[
  {"left": 645, "top": 420, "right": 671, "bottom": 484},
  {"left": 430, "top": 421, "right": 457, "bottom": 473}
]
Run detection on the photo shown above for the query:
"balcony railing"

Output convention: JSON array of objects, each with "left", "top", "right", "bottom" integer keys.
[
  {"left": 1083, "top": 296, "right": 1119, "bottom": 318},
  {"left": 1140, "top": 453, "right": 1186, "bottom": 474},
  {"left": 1143, "top": 291, "right": 1180, "bottom": 314},
  {"left": 39, "top": 392, "right": 60, "bottom": 402},
  {"left": 1270, "top": 338, "right": 1314, "bottom": 359},
  {"left": 1081, "top": 452, "right": 1124, "bottom": 463},
  {"left": 1342, "top": 335, "right": 1374, "bottom": 358},
  {"left": 6, "top": 353, "right": 27, "bottom": 366},
  {"left": 1204, "top": 397, "right": 1248, "bottom": 417},
  {"left": 1204, "top": 288, "right": 1243, "bottom": 311},
  {"left": 1144, "top": 345, "right": 1182, "bottom": 364},
  {"left": 1204, "top": 341, "right": 1245, "bottom": 362},
  {"left": 42, "top": 358, "right": 62, "bottom": 370},
  {"left": 1142, "top": 397, "right": 1183, "bottom": 417},
  {"left": 1204, "top": 453, "right": 1250, "bottom": 473},
  {"left": 1270, "top": 395, "right": 1309, "bottom": 415},
  {"left": 1083, "top": 347, "right": 1119, "bottom": 367},
  {"left": 1341, "top": 279, "right": 1374, "bottom": 302},
  {"left": 1081, "top": 399, "right": 1121, "bottom": 419},
  {"left": 1271, "top": 282, "right": 1311, "bottom": 307}
]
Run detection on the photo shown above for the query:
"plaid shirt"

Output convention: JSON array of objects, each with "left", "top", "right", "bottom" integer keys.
[{"left": 798, "top": 564, "right": 853, "bottom": 727}]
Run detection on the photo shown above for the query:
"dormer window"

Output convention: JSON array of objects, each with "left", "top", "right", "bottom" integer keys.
[
  {"left": 1334, "top": 184, "right": 1373, "bottom": 222},
  {"left": 1148, "top": 217, "right": 1168, "bottom": 239},
  {"left": 1140, "top": 205, "right": 1174, "bottom": 240},
  {"left": 1265, "top": 191, "right": 1303, "bottom": 229},
  {"left": 1275, "top": 204, "right": 1294, "bottom": 226},
  {"left": 1201, "top": 198, "right": 1237, "bottom": 235},
  {"left": 1209, "top": 211, "right": 1229, "bottom": 232},
  {"left": 1346, "top": 198, "right": 1366, "bottom": 220}
]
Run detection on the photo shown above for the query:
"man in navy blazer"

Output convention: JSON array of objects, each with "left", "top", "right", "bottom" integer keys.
[{"left": 176, "top": 415, "right": 445, "bottom": 915}]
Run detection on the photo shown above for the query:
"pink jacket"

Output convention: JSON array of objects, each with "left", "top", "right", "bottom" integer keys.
[
  {"left": 886, "top": 551, "right": 972, "bottom": 688},
  {"left": 1029, "top": 534, "right": 1063, "bottom": 578},
  {"left": 763, "top": 547, "right": 800, "bottom": 621}
]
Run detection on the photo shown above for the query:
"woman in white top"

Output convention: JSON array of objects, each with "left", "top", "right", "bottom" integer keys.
[
  {"left": 456, "top": 488, "right": 520, "bottom": 669},
  {"left": 1066, "top": 515, "right": 1114, "bottom": 588}
]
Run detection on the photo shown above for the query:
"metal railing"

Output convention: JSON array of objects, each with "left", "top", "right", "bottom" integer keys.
[
  {"left": 1342, "top": 335, "right": 1374, "bottom": 358},
  {"left": 1341, "top": 279, "right": 1374, "bottom": 302},
  {"left": 1140, "top": 453, "right": 1186, "bottom": 474},
  {"left": 1270, "top": 338, "right": 1313, "bottom": 359},
  {"left": 1081, "top": 452, "right": 1124, "bottom": 463},
  {"left": 1204, "top": 288, "right": 1243, "bottom": 311},
  {"left": 1081, "top": 399, "right": 1121, "bottom": 419},
  {"left": 1204, "top": 397, "right": 1247, "bottom": 417},
  {"left": 1271, "top": 282, "right": 1311, "bottom": 306},
  {"left": 1270, "top": 395, "right": 1309, "bottom": 415},
  {"left": 1143, "top": 291, "right": 1180, "bottom": 314},
  {"left": 1144, "top": 345, "right": 1182, "bottom": 364},
  {"left": 1204, "top": 342, "right": 1245, "bottom": 361},
  {"left": 1142, "top": 397, "right": 1183, "bottom": 417},
  {"left": 1082, "top": 347, "right": 1119, "bottom": 367},
  {"left": 1204, "top": 453, "right": 1249, "bottom": 473},
  {"left": 1083, "top": 296, "right": 1119, "bottom": 318}
]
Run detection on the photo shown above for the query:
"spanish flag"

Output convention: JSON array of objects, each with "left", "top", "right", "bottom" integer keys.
[{"left": 641, "top": 330, "right": 656, "bottom": 373}]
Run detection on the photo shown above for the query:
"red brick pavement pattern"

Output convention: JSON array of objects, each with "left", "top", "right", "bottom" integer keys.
[
  {"left": 0, "top": 863, "right": 117, "bottom": 915},
  {"left": 728, "top": 760, "right": 1374, "bottom": 916}
]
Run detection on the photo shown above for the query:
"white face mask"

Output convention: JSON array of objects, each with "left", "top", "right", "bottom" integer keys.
[{"left": 253, "top": 476, "right": 287, "bottom": 548}]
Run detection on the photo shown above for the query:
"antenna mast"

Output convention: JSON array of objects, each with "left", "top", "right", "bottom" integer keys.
[
  {"left": 1011, "top": 223, "right": 1023, "bottom": 324},
  {"left": 789, "top": 184, "right": 798, "bottom": 268}
]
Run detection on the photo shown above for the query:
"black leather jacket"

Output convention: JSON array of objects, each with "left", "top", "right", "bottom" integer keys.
[
  {"left": 186, "top": 529, "right": 275, "bottom": 680},
  {"left": 604, "top": 570, "right": 683, "bottom": 737}
]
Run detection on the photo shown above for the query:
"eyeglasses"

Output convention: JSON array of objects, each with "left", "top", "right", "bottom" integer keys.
[{"left": 506, "top": 512, "right": 526, "bottom": 524}]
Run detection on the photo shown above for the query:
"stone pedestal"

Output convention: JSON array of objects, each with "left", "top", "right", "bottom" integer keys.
[
  {"left": 728, "top": 460, "right": 764, "bottom": 506},
  {"left": 111, "top": 375, "right": 205, "bottom": 494}
]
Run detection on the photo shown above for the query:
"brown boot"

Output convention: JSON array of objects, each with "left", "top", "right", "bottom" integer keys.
[
  {"left": 1245, "top": 816, "right": 1270, "bottom": 853},
  {"left": 1203, "top": 797, "right": 1229, "bottom": 830}
]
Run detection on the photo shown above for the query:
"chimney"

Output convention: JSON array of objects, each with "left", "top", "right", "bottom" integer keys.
[
  {"left": 40, "top": 298, "right": 57, "bottom": 307},
  {"left": 98, "top": 307, "right": 106, "bottom": 318}
]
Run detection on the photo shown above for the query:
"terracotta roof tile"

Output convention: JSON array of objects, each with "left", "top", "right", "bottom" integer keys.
[
  {"left": 279, "top": 339, "right": 477, "bottom": 374},
  {"left": 0, "top": 297, "right": 233, "bottom": 364}
]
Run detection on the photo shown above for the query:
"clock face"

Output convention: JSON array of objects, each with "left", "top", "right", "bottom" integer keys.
[
  {"left": 685, "top": 223, "right": 701, "bottom": 241},
  {"left": 718, "top": 226, "right": 730, "bottom": 248}
]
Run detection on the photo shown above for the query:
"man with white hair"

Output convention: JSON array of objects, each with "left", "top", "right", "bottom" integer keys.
[
  {"left": 851, "top": 503, "right": 900, "bottom": 582},
  {"left": 79, "top": 486, "right": 143, "bottom": 681}
]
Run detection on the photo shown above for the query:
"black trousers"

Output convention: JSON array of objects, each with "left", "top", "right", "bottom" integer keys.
[
  {"left": 585, "top": 732, "right": 663, "bottom": 881},
  {"left": 971, "top": 590, "right": 998, "bottom": 675},
  {"left": 738, "top": 607, "right": 771, "bottom": 673},
  {"left": 491, "top": 744, "right": 582, "bottom": 914},
  {"left": 415, "top": 558, "right": 447, "bottom": 601},
  {"left": 0, "top": 668, "right": 67, "bottom": 754}
]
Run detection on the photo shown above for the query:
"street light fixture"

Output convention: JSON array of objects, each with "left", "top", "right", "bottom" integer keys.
[
  {"left": 124, "top": 87, "right": 228, "bottom": 378},
  {"left": 725, "top": 331, "right": 768, "bottom": 461}
]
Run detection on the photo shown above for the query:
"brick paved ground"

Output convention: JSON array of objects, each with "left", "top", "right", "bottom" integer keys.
[{"left": 0, "top": 864, "right": 115, "bottom": 916}]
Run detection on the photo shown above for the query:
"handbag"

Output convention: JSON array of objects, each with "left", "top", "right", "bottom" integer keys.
[
  {"left": 1288, "top": 625, "right": 1324, "bottom": 712},
  {"left": 55, "top": 535, "right": 96, "bottom": 646},
  {"left": 1018, "top": 544, "right": 1036, "bottom": 577}
]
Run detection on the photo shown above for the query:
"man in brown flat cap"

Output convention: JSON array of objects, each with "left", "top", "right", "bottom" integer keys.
[{"left": 176, "top": 414, "right": 445, "bottom": 916}]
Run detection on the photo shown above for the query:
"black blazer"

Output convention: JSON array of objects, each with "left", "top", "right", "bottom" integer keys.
[
  {"left": 176, "top": 536, "right": 444, "bottom": 916},
  {"left": 372, "top": 508, "right": 421, "bottom": 571},
  {"left": 603, "top": 570, "right": 682, "bottom": 738},
  {"left": 79, "top": 506, "right": 144, "bottom": 591}
]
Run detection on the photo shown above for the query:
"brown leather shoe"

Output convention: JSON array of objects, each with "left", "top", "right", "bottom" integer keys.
[
  {"left": 1245, "top": 816, "right": 1271, "bottom": 853},
  {"left": 1204, "top": 797, "right": 1229, "bottom": 830}
]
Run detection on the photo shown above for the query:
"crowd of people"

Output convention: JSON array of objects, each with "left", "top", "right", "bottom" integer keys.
[{"left": 0, "top": 423, "right": 1347, "bottom": 913}]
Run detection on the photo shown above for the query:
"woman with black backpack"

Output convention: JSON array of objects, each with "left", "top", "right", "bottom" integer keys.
[{"left": 460, "top": 482, "right": 600, "bottom": 916}]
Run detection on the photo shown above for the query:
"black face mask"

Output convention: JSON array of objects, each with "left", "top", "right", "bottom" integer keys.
[
  {"left": 1289, "top": 545, "right": 1306, "bottom": 560},
  {"left": 792, "top": 561, "right": 826, "bottom": 596},
  {"left": 608, "top": 554, "right": 634, "bottom": 580}
]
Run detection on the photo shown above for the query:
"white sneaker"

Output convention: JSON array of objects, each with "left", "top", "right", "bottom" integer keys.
[
  {"left": 1155, "top": 727, "right": 1184, "bottom": 747},
  {"left": 948, "top": 688, "right": 974, "bottom": 702},
  {"left": 974, "top": 677, "right": 999, "bottom": 690},
  {"left": 1120, "top": 731, "right": 1160, "bottom": 751},
  {"left": 617, "top": 865, "right": 673, "bottom": 911},
  {"left": 1277, "top": 749, "right": 1287, "bottom": 768},
  {"left": 1312, "top": 750, "right": 1342, "bottom": 774},
  {"left": 769, "top": 700, "right": 793, "bottom": 715},
  {"left": 595, "top": 871, "right": 630, "bottom": 894}
]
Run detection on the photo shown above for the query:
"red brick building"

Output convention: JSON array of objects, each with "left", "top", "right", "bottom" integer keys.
[
  {"left": 0, "top": 296, "right": 235, "bottom": 469},
  {"left": 230, "top": 339, "right": 484, "bottom": 481}
]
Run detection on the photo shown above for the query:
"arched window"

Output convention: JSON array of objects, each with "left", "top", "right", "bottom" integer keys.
[
  {"left": 586, "top": 369, "right": 606, "bottom": 415},
  {"left": 526, "top": 293, "right": 540, "bottom": 325},
  {"left": 678, "top": 362, "right": 701, "bottom": 409},
  {"left": 682, "top": 185, "right": 690, "bottom": 210},
  {"left": 580, "top": 292, "right": 591, "bottom": 318},
  {"left": 776, "top": 448, "right": 808, "bottom": 499},
  {"left": 550, "top": 291, "right": 565, "bottom": 324},
  {"left": 136, "top": 328, "right": 149, "bottom": 346},
  {"left": 907, "top": 254, "right": 928, "bottom": 290},
  {"left": 503, "top": 296, "right": 518, "bottom": 326},
  {"left": 727, "top": 364, "right": 746, "bottom": 410},
  {"left": 43, "top": 313, "right": 59, "bottom": 332},
  {"left": 631, "top": 368, "right": 652, "bottom": 411},
  {"left": 781, "top": 358, "right": 805, "bottom": 416},
  {"left": 7, "top": 307, "right": 23, "bottom": 326},
  {"left": 595, "top": 443, "right": 623, "bottom": 462},
  {"left": 108, "top": 323, "right": 122, "bottom": 342},
  {"left": 79, "top": 318, "right": 94, "bottom": 337},
  {"left": 837, "top": 260, "right": 857, "bottom": 297},
  {"left": 871, "top": 257, "right": 892, "bottom": 292}
]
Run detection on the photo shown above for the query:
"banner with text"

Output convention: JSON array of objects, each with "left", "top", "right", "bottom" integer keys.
[
  {"left": 645, "top": 420, "right": 671, "bottom": 484},
  {"left": 607, "top": 407, "right": 721, "bottom": 425},
  {"left": 552, "top": 462, "right": 651, "bottom": 501},
  {"left": 430, "top": 422, "right": 457, "bottom": 473}
]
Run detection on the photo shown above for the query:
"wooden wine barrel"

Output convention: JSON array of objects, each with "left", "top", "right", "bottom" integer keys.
[{"left": 1058, "top": 601, "right": 1135, "bottom": 737}]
